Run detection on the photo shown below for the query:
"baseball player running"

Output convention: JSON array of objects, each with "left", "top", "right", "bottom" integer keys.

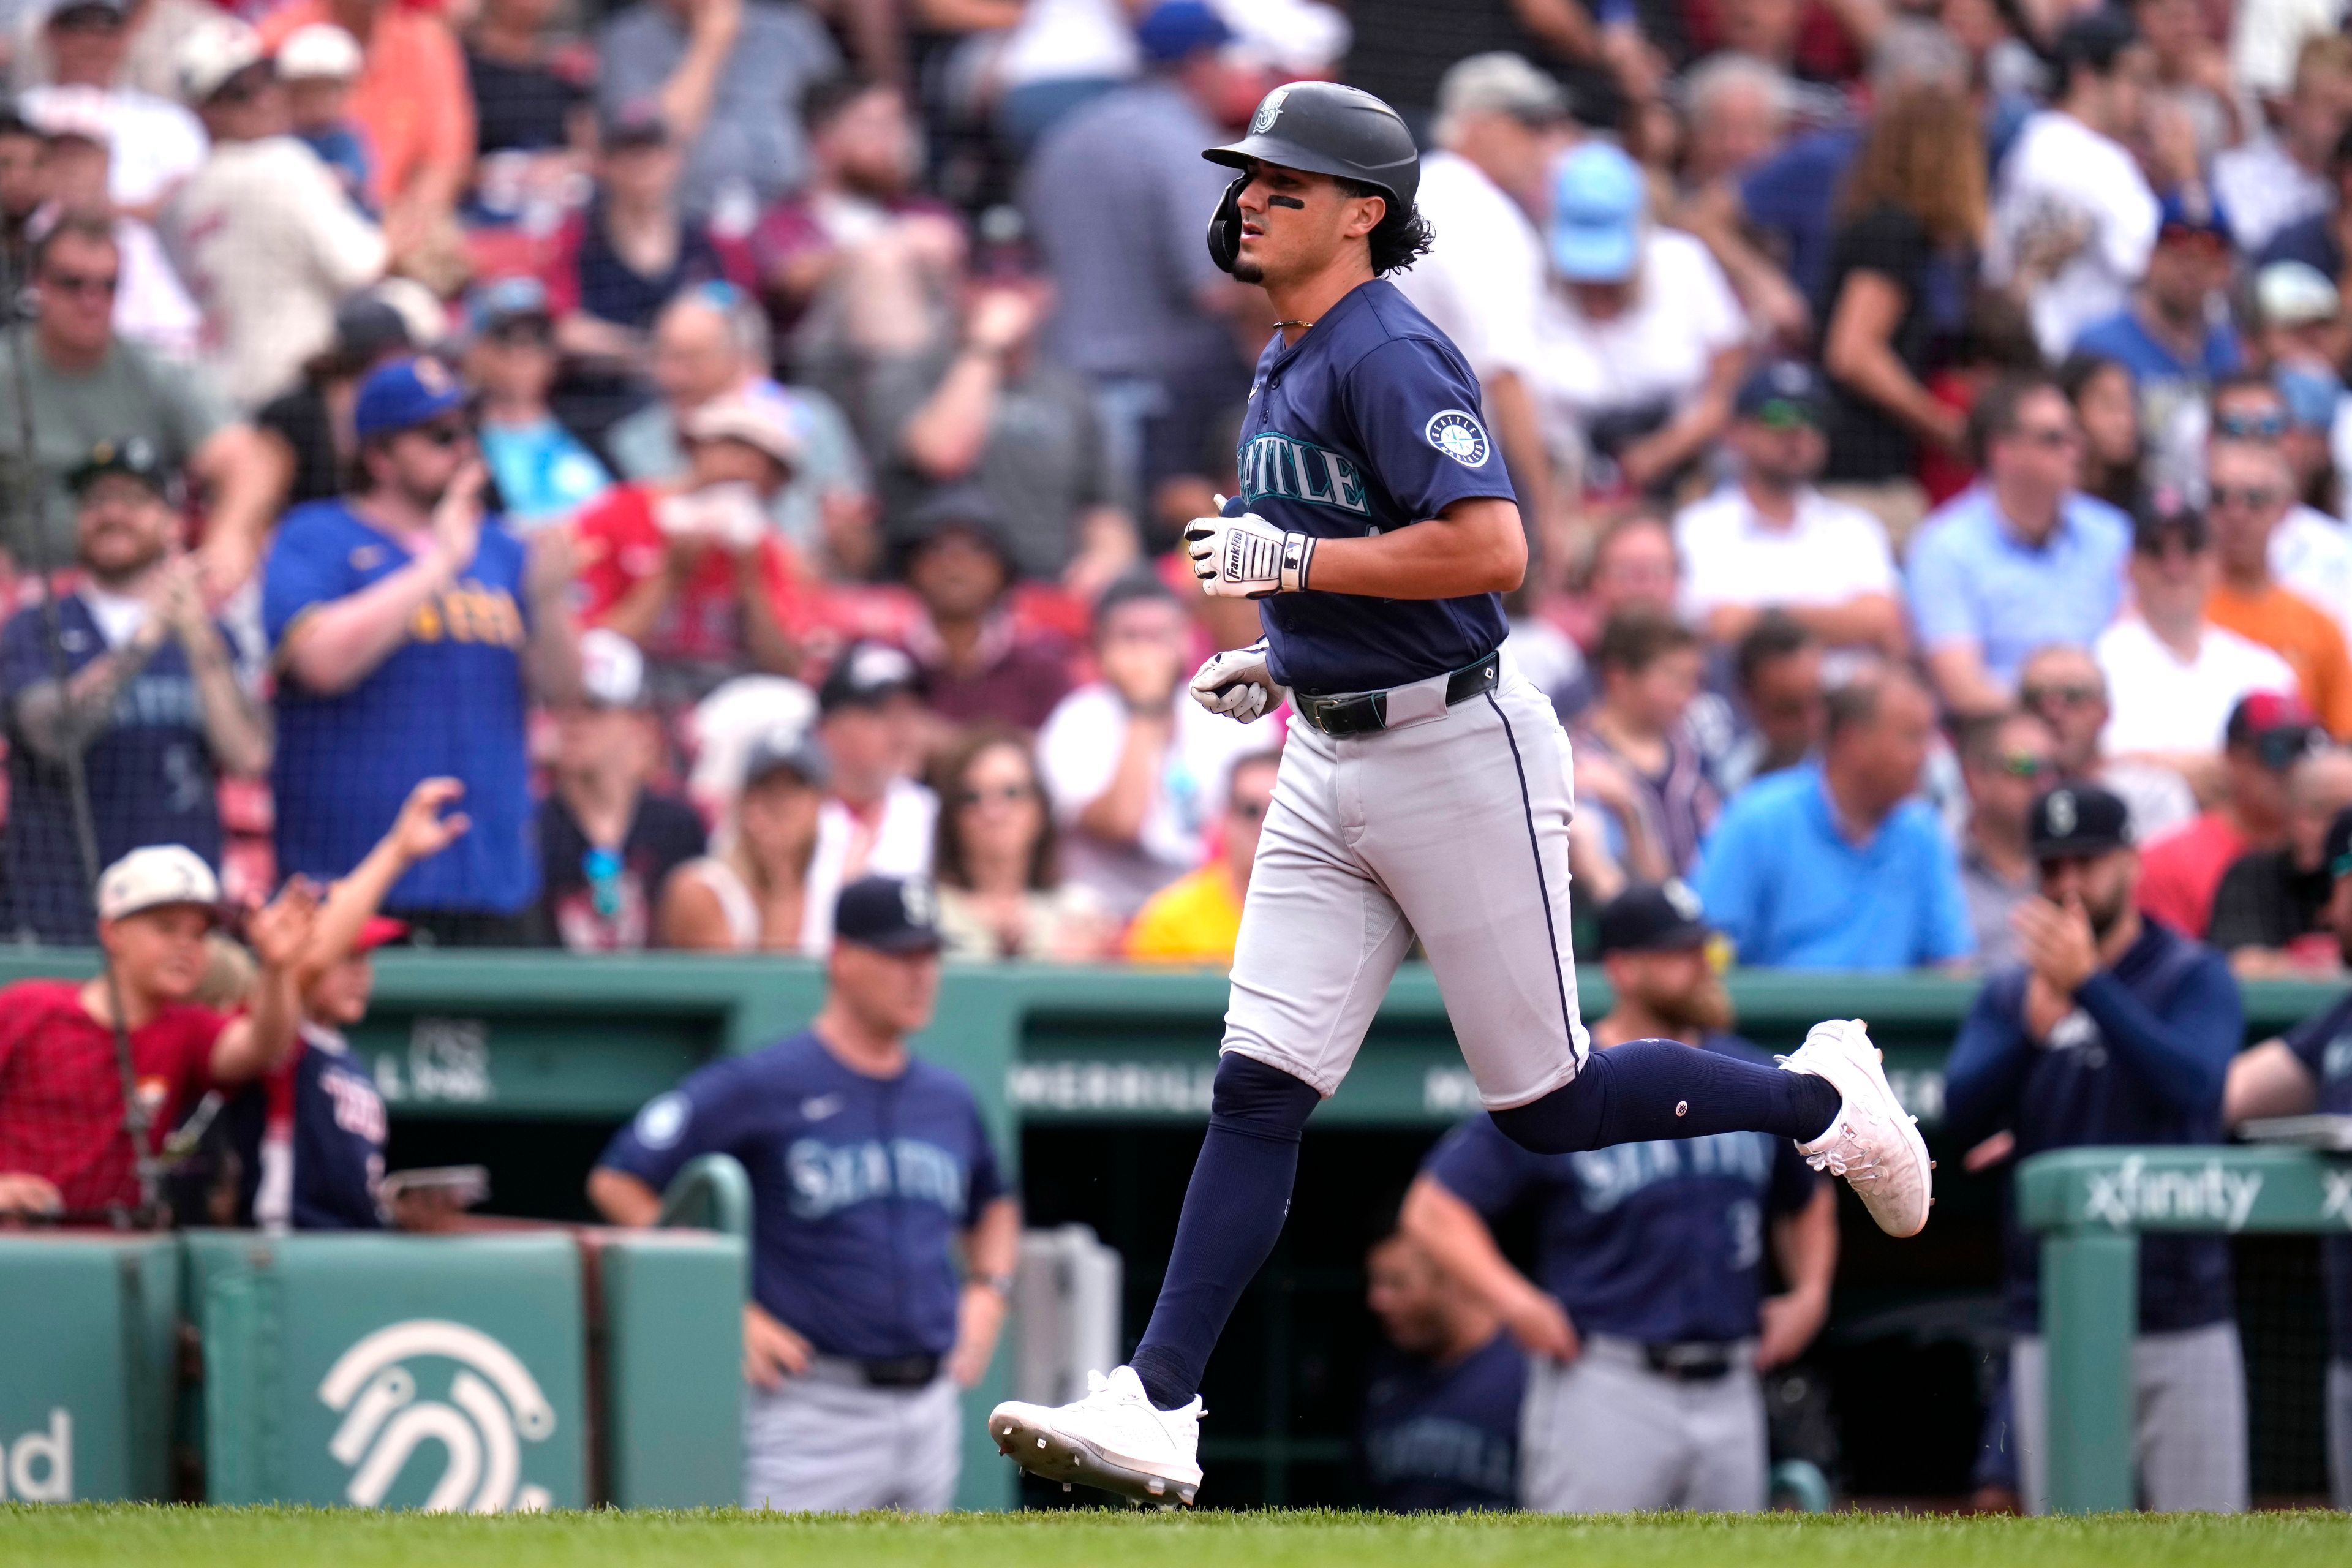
[{"left": 988, "top": 81, "right": 1929, "bottom": 1507}]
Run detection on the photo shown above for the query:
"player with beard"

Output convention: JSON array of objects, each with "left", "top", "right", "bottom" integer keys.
[
  {"left": 1397, "top": 882, "right": 1838, "bottom": 1512},
  {"left": 1944, "top": 782, "right": 2247, "bottom": 1513}
]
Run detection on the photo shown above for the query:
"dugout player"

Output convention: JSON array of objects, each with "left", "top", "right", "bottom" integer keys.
[
  {"left": 1358, "top": 1227, "right": 1526, "bottom": 1512},
  {"left": 1944, "top": 783, "right": 2248, "bottom": 1513},
  {"left": 989, "top": 81, "right": 1929, "bottom": 1506},
  {"left": 2223, "top": 802, "right": 2352, "bottom": 1509},
  {"left": 1401, "top": 883, "right": 1836, "bottom": 1512},
  {"left": 590, "top": 875, "right": 1020, "bottom": 1512}
]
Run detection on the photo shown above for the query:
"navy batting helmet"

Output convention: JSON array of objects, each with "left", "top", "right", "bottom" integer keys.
[{"left": 1203, "top": 81, "right": 1420, "bottom": 273}]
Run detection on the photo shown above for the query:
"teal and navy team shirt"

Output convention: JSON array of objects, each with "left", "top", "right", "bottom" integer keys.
[
  {"left": 597, "top": 1030, "right": 1005, "bottom": 1361},
  {"left": 262, "top": 500, "right": 537, "bottom": 914},
  {"left": 2281, "top": 994, "right": 2352, "bottom": 1364},
  {"left": 1233, "top": 278, "right": 1514, "bottom": 696},
  {"left": 1424, "top": 1035, "right": 1822, "bottom": 1346}
]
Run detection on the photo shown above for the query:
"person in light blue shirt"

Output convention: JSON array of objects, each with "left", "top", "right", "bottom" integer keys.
[
  {"left": 1906, "top": 374, "right": 2132, "bottom": 715},
  {"left": 1695, "top": 667, "right": 1974, "bottom": 969},
  {"left": 464, "top": 278, "right": 612, "bottom": 529}
]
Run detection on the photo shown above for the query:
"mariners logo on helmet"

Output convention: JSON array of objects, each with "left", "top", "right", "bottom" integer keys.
[
  {"left": 1424, "top": 410, "right": 1491, "bottom": 467},
  {"left": 1251, "top": 86, "right": 1291, "bottom": 135}
]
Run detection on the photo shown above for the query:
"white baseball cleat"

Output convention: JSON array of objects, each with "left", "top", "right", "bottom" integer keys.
[
  {"left": 989, "top": 1366, "right": 1204, "bottom": 1507},
  {"left": 1780, "top": 1017, "right": 1934, "bottom": 1237}
]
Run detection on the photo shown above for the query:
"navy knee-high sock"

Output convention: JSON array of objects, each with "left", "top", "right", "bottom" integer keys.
[
  {"left": 1129, "top": 1053, "right": 1320, "bottom": 1412},
  {"left": 1489, "top": 1038, "right": 1841, "bottom": 1155}
]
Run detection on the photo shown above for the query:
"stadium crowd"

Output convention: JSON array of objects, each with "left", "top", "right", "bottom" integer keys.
[{"left": 1, "top": 0, "right": 2351, "bottom": 1520}]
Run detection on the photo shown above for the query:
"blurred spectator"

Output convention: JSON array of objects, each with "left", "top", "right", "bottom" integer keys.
[
  {"left": 1358, "top": 1227, "right": 1523, "bottom": 1514},
  {"left": 2214, "top": 34, "right": 2352, "bottom": 255},
  {"left": 899, "top": 491, "right": 1076, "bottom": 733},
  {"left": 1985, "top": 10, "right": 2158, "bottom": 361},
  {"left": 24, "top": 85, "right": 200, "bottom": 360},
  {"left": 2097, "top": 507, "right": 2299, "bottom": 789},
  {"left": 2071, "top": 194, "right": 2240, "bottom": 447},
  {"left": 2136, "top": 691, "right": 2317, "bottom": 937},
  {"left": 2198, "top": 369, "right": 2352, "bottom": 633},
  {"left": 276, "top": 22, "right": 371, "bottom": 213},
  {"left": 462, "top": 277, "right": 612, "bottom": 530},
  {"left": 1125, "top": 746, "right": 1278, "bottom": 965},
  {"left": 1716, "top": 613, "right": 1823, "bottom": 797},
  {"left": 1566, "top": 509, "right": 1678, "bottom": 649},
  {"left": 1574, "top": 610, "right": 1716, "bottom": 882},
  {"left": 2, "top": 439, "right": 267, "bottom": 942},
  {"left": 1695, "top": 666, "right": 1973, "bottom": 970},
  {"left": 931, "top": 725, "right": 1106, "bottom": 962},
  {"left": 1957, "top": 709, "right": 2061, "bottom": 970},
  {"left": 813, "top": 639, "right": 938, "bottom": 888},
  {"left": 0, "top": 106, "right": 41, "bottom": 276},
  {"left": 659, "top": 726, "right": 827, "bottom": 952},
  {"left": 538, "top": 630, "right": 706, "bottom": 952},
  {"left": 1907, "top": 374, "right": 2132, "bottom": 717},
  {"left": 605, "top": 286, "right": 870, "bottom": 564},
  {"left": 0, "top": 846, "right": 315, "bottom": 1219},
  {"left": 2134, "top": 0, "right": 2245, "bottom": 165},
  {"left": 464, "top": 0, "right": 589, "bottom": 224},
  {"left": 22, "top": 0, "right": 204, "bottom": 218},
  {"left": 2207, "top": 745, "right": 2352, "bottom": 969},
  {"left": 1531, "top": 140, "right": 1748, "bottom": 499},
  {"left": 1038, "top": 574, "right": 1276, "bottom": 919},
  {"left": 1677, "top": 52, "right": 1795, "bottom": 194},
  {"left": 252, "top": 288, "right": 415, "bottom": 513},
  {"left": 750, "top": 75, "right": 952, "bottom": 330},
  {"left": 257, "top": 0, "right": 474, "bottom": 267},
  {"left": 1390, "top": 54, "right": 1567, "bottom": 549},
  {"left": 2202, "top": 435, "right": 2352, "bottom": 736},
  {"left": 2253, "top": 123, "right": 2352, "bottom": 276},
  {"left": 1673, "top": 360, "right": 1904, "bottom": 659},
  {"left": 1020, "top": 1, "right": 1249, "bottom": 522},
  {"left": 162, "top": 21, "right": 386, "bottom": 411},
  {"left": 597, "top": 0, "right": 841, "bottom": 225},
  {"left": 0, "top": 214, "right": 276, "bottom": 595},
  {"left": 2021, "top": 643, "right": 2199, "bottom": 843},
  {"left": 1943, "top": 781, "right": 2247, "bottom": 1515},
  {"left": 265, "top": 358, "right": 581, "bottom": 945},
  {"left": 545, "top": 107, "right": 754, "bottom": 367},
  {"left": 575, "top": 391, "right": 803, "bottom": 706},
  {"left": 10, "top": 0, "right": 217, "bottom": 105},
  {"left": 1817, "top": 81, "right": 1983, "bottom": 533},
  {"left": 2059, "top": 352, "right": 2149, "bottom": 516},
  {"left": 992, "top": 0, "right": 1143, "bottom": 156}
]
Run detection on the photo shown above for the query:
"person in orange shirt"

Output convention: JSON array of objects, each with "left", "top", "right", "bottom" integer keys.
[
  {"left": 1125, "top": 748, "right": 1281, "bottom": 966},
  {"left": 258, "top": 0, "right": 474, "bottom": 263},
  {"left": 2203, "top": 437, "right": 2352, "bottom": 738}
]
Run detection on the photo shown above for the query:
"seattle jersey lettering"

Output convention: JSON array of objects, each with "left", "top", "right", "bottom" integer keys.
[
  {"left": 1569, "top": 1131, "right": 1776, "bottom": 1212},
  {"left": 1237, "top": 431, "right": 1370, "bottom": 516},
  {"left": 785, "top": 1136, "right": 970, "bottom": 1219}
]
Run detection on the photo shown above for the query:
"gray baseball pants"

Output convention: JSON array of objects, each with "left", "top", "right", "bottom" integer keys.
[
  {"left": 742, "top": 1361, "right": 960, "bottom": 1512},
  {"left": 1223, "top": 663, "right": 1590, "bottom": 1107},
  {"left": 2010, "top": 1322, "right": 2247, "bottom": 1513},
  {"left": 2330, "top": 1359, "right": 2352, "bottom": 1510},
  {"left": 1520, "top": 1336, "right": 1768, "bottom": 1512}
]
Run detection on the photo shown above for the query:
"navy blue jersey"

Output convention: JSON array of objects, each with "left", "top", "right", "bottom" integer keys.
[
  {"left": 1359, "top": 1333, "right": 1526, "bottom": 1512},
  {"left": 263, "top": 500, "right": 537, "bottom": 914},
  {"left": 2281, "top": 992, "right": 2352, "bottom": 1362},
  {"left": 283, "top": 1027, "right": 390, "bottom": 1229},
  {"left": 1943, "top": 921, "right": 2241, "bottom": 1333},
  {"left": 1236, "top": 279, "right": 1513, "bottom": 695},
  {"left": 1425, "top": 1035, "right": 1821, "bottom": 1344},
  {"left": 597, "top": 1029, "right": 1005, "bottom": 1360},
  {"left": 1, "top": 595, "right": 225, "bottom": 941}
]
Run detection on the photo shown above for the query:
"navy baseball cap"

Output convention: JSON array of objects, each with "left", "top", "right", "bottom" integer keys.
[
  {"left": 1596, "top": 880, "right": 1714, "bottom": 958},
  {"left": 2028, "top": 783, "right": 2133, "bottom": 859},
  {"left": 1134, "top": 0, "right": 1231, "bottom": 62},
  {"left": 2225, "top": 690, "right": 2325, "bottom": 769},
  {"left": 352, "top": 356, "right": 466, "bottom": 442},
  {"left": 834, "top": 875, "right": 943, "bottom": 955},
  {"left": 1735, "top": 360, "right": 1828, "bottom": 428},
  {"left": 819, "top": 640, "right": 922, "bottom": 714},
  {"left": 2155, "top": 188, "right": 2233, "bottom": 247},
  {"left": 69, "top": 435, "right": 168, "bottom": 496},
  {"left": 741, "top": 726, "right": 831, "bottom": 792}
]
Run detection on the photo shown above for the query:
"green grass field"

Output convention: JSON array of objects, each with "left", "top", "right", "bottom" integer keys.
[{"left": 5, "top": 1505, "right": 2351, "bottom": 1568}]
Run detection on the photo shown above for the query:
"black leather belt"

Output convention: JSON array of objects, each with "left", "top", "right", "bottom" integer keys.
[
  {"left": 858, "top": 1353, "right": 943, "bottom": 1388},
  {"left": 1643, "top": 1342, "right": 1737, "bottom": 1382},
  {"left": 1292, "top": 652, "right": 1501, "bottom": 737}
]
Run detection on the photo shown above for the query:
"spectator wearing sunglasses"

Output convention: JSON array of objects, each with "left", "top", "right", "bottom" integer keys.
[
  {"left": 2198, "top": 371, "right": 2352, "bottom": 646},
  {"left": 1125, "top": 748, "right": 1280, "bottom": 966},
  {"left": 2137, "top": 692, "right": 2320, "bottom": 938},
  {"left": 2203, "top": 437, "right": 2352, "bottom": 737},
  {"left": 2018, "top": 643, "right": 2197, "bottom": 846},
  {"left": 1957, "top": 709, "right": 2062, "bottom": 969},
  {"left": 2207, "top": 746, "right": 2352, "bottom": 972},
  {"left": 930, "top": 726, "right": 1107, "bottom": 963},
  {"left": 1906, "top": 373, "right": 2132, "bottom": 718}
]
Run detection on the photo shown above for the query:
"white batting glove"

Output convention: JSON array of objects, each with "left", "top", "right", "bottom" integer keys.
[
  {"left": 1188, "top": 639, "right": 1285, "bottom": 723},
  {"left": 1182, "top": 497, "right": 1314, "bottom": 598}
]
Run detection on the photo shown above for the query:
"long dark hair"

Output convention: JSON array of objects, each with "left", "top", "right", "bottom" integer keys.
[
  {"left": 928, "top": 726, "right": 1058, "bottom": 892},
  {"left": 1340, "top": 179, "right": 1436, "bottom": 276}
]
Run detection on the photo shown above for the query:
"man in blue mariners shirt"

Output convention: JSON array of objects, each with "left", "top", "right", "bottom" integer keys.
[
  {"left": 1944, "top": 781, "right": 2247, "bottom": 1513},
  {"left": 1398, "top": 882, "right": 1838, "bottom": 1512},
  {"left": 1357, "top": 1226, "right": 1526, "bottom": 1512},
  {"left": 2225, "top": 801, "right": 2352, "bottom": 1509},
  {"left": 590, "top": 875, "right": 1020, "bottom": 1512}
]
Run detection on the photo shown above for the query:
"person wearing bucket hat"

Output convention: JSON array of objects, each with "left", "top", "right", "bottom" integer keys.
[{"left": 1946, "top": 779, "right": 2249, "bottom": 1513}]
